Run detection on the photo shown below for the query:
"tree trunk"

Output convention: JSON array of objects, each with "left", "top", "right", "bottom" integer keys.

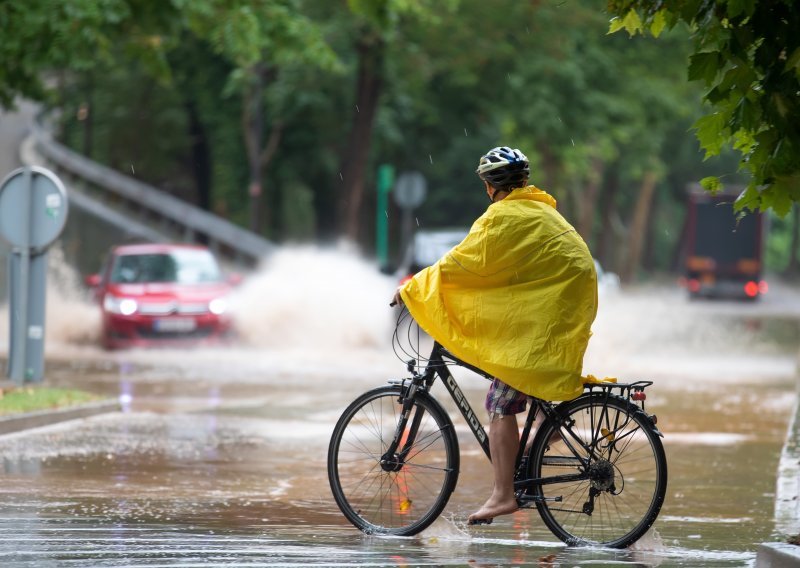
[
  {"left": 339, "top": 30, "right": 385, "bottom": 242},
  {"left": 242, "top": 71, "right": 264, "bottom": 233},
  {"left": 577, "top": 156, "right": 605, "bottom": 246},
  {"left": 537, "top": 141, "right": 563, "bottom": 210},
  {"left": 257, "top": 120, "right": 284, "bottom": 238},
  {"left": 185, "top": 100, "right": 212, "bottom": 211},
  {"left": 622, "top": 171, "right": 658, "bottom": 283},
  {"left": 597, "top": 166, "right": 620, "bottom": 270},
  {"left": 82, "top": 73, "right": 94, "bottom": 159},
  {"left": 642, "top": 188, "right": 660, "bottom": 271}
]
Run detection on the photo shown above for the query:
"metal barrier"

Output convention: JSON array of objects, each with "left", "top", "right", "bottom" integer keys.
[{"left": 27, "top": 119, "right": 273, "bottom": 267}]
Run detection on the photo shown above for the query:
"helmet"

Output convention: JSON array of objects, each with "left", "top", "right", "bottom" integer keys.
[{"left": 476, "top": 146, "right": 530, "bottom": 189}]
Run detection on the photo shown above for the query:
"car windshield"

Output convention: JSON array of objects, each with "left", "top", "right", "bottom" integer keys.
[{"left": 109, "top": 250, "right": 222, "bottom": 284}]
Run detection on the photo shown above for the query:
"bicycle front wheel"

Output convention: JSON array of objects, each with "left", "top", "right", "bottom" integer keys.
[
  {"left": 327, "top": 385, "right": 460, "bottom": 536},
  {"left": 527, "top": 394, "right": 667, "bottom": 548}
]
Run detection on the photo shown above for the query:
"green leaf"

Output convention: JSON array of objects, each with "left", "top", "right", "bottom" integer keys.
[
  {"left": 727, "top": 0, "right": 745, "bottom": 19},
  {"left": 608, "top": 16, "right": 625, "bottom": 34},
  {"left": 650, "top": 10, "right": 667, "bottom": 38},
  {"left": 785, "top": 47, "right": 800, "bottom": 74},
  {"left": 705, "top": 85, "right": 731, "bottom": 104},
  {"left": 693, "top": 112, "right": 729, "bottom": 157},
  {"left": 700, "top": 176, "right": 723, "bottom": 195},
  {"left": 727, "top": 0, "right": 755, "bottom": 19},
  {"left": 734, "top": 183, "right": 761, "bottom": 213},
  {"left": 732, "top": 128, "right": 756, "bottom": 153},
  {"left": 622, "top": 9, "right": 643, "bottom": 35},
  {"left": 763, "top": 180, "right": 794, "bottom": 217},
  {"left": 688, "top": 51, "right": 721, "bottom": 84}
]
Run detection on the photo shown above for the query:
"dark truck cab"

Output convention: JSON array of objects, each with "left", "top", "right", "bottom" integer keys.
[{"left": 682, "top": 185, "right": 767, "bottom": 300}]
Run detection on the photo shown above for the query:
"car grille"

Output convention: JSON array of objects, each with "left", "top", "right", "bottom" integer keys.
[{"left": 138, "top": 302, "right": 209, "bottom": 315}]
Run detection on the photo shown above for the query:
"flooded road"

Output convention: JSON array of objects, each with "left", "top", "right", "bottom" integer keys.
[{"left": 0, "top": 261, "right": 798, "bottom": 566}]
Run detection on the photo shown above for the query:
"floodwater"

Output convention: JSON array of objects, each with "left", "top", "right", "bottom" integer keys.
[{"left": 0, "top": 249, "right": 798, "bottom": 567}]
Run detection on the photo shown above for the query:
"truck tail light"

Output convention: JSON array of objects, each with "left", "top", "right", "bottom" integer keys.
[
  {"left": 758, "top": 280, "right": 768, "bottom": 294},
  {"left": 744, "top": 281, "right": 759, "bottom": 297}
]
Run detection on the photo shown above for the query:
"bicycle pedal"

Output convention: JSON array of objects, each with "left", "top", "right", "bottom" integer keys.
[{"left": 467, "top": 518, "right": 493, "bottom": 526}]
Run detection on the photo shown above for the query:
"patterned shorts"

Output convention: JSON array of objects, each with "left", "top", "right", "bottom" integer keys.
[{"left": 485, "top": 378, "right": 531, "bottom": 417}]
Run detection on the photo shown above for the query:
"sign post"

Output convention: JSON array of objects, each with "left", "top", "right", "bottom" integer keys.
[
  {"left": 392, "top": 171, "right": 427, "bottom": 261},
  {"left": 0, "top": 166, "right": 68, "bottom": 384},
  {"left": 375, "top": 164, "right": 394, "bottom": 269}
]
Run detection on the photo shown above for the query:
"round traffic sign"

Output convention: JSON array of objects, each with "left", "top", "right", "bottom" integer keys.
[
  {"left": 0, "top": 166, "right": 69, "bottom": 250},
  {"left": 393, "top": 171, "right": 427, "bottom": 210}
]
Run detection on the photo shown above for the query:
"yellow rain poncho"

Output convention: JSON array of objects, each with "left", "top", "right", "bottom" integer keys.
[{"left": 400, "top": 186, "right": 598, "bottom": 401}]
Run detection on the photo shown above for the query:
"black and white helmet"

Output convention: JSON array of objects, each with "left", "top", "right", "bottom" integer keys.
[{"left": 476, "top": 146, "right": 530, "bottom": 189}]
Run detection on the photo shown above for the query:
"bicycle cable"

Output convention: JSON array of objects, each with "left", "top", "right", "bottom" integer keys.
[{"left": 391, "top": 305, "right": 456, "bottom": 372}]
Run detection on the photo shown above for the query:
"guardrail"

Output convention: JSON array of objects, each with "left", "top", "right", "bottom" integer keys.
[{"left": 28, "top": 119, "right": 273, "bottom": 267}]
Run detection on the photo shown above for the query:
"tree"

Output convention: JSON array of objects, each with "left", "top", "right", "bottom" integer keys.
[
  {"left": 177, "top": 0, "right": 340, "bottom": 235},
  {"left": 607, "top": 0, "right": 800, "bottom": 216},
  {"left": 337, "top": 0, "right": 457, "bottom": 242},
  {"left": 0, "top": 0, "right": 175, "bottom": 109}
]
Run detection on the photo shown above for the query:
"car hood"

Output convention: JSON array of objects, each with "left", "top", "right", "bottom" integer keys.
[{"left": 105, "top": 282, "right": 230, "bottom": 301}]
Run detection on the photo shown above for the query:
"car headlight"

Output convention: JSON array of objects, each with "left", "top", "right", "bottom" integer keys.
[
  {"left": 104, "top": 294, "right": 138, "bottom": 316},
  {"left": 208, "top": 297, "right": 228, "bottom": 315}
]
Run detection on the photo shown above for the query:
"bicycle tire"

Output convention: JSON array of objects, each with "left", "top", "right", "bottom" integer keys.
[
  {"left": 327, "top": 385, "right": 460, "bottom": 535},
  {"left": 526, "top": 393, "right": 667, "bottom": 548}
]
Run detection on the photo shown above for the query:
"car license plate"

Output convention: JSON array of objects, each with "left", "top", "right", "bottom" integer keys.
[{"left": 153, "top": 318, "right": 197, "bottom": 333}]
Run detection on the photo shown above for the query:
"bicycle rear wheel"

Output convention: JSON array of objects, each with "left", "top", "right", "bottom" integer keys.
[
  {"left": 327, "top": 385, "right": 459, "bottom": 535},
  {"left": 527, "top": 393, "right": 667, "bottom": 548}
]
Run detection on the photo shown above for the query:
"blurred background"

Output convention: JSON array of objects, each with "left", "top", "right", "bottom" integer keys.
[{"left": 1, "top": 0, "right": 797, "bottom": 285}]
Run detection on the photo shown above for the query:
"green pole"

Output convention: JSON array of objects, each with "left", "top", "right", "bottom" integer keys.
[{"left": 376, "top": 164, "right": 394, "bottom": 268}]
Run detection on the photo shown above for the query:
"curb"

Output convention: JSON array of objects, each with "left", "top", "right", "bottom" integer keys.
[
  {"left": 757, "top": 355, "right": 800, "bottom": 567},
  {"left": 0, "top": 399, "right": 121, "bottom": 435},
  {"left": 774, "top": 388, "right": 800, "bottom": 536},
  {"left": 756, "top": 543, "right": 800, "bottom": 568}
]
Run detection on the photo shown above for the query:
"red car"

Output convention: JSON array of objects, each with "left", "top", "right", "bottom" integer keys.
[{"left": 86, "top": 243, "right": 238, "bottom": 349}]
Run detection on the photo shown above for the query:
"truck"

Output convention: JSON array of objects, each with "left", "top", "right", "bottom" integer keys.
[{"left": 681, "top": 184, "right": 767, "bottom": 300}]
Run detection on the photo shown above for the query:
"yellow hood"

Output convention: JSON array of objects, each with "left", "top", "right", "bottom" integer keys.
[{"left": 400, "top": 186, "right": 597, "bottom": 401}]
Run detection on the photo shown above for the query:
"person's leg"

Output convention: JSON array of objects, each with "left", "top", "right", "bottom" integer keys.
[
  {"left": 468, "top": 379, "right": 530, "bottom": 523},
  {"left": 468, "top": 412, "right": 520, "bottom": 522}
]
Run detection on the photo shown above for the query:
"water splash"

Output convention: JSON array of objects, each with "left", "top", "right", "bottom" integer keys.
[
  {"left": 0, "top": 246, "right": 100, "bottom": 351},
  {"left": 229, "top": 244, "right": 396, "bottom": 350}
]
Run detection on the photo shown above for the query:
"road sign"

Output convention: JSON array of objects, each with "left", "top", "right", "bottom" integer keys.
[
  {"left": 393, "top": 171, "right": 427, "bottom": 210},
  {"left": 0, "top": 166, "right": 69, "bottom": 384},
  {"left": 0, "top": 166, "right": 68, "bottom": 251}
]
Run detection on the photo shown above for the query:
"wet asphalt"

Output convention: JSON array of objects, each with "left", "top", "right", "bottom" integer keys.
[{"left": 0, "top": 283, "right": 798, "bottom": 566}]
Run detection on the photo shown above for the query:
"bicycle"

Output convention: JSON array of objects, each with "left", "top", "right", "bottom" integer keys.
[{"left": 327, "top": 311, "right": 667, "bottom": 548}]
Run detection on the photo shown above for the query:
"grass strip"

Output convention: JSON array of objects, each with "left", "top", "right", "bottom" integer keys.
[{"left": 0, "top": 387, "right": 102, "bottom": 416}]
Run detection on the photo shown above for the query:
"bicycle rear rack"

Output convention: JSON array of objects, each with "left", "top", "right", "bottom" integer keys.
[{"left": 584, "top": 380, "right": 658, "bottom": 428}]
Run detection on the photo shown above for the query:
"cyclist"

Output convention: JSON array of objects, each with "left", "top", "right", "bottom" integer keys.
[{"left": 391, "top": 146, "right": 598, "bottom": 525}]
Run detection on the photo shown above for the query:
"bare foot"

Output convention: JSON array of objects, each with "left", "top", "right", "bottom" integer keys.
[{"left": 468, "top": 496, "right": 519, "bottom": 524}]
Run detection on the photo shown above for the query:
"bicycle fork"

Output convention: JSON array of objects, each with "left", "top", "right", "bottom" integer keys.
[{"left": 381, "top": 369, "right": 428, "bottom": 472}]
